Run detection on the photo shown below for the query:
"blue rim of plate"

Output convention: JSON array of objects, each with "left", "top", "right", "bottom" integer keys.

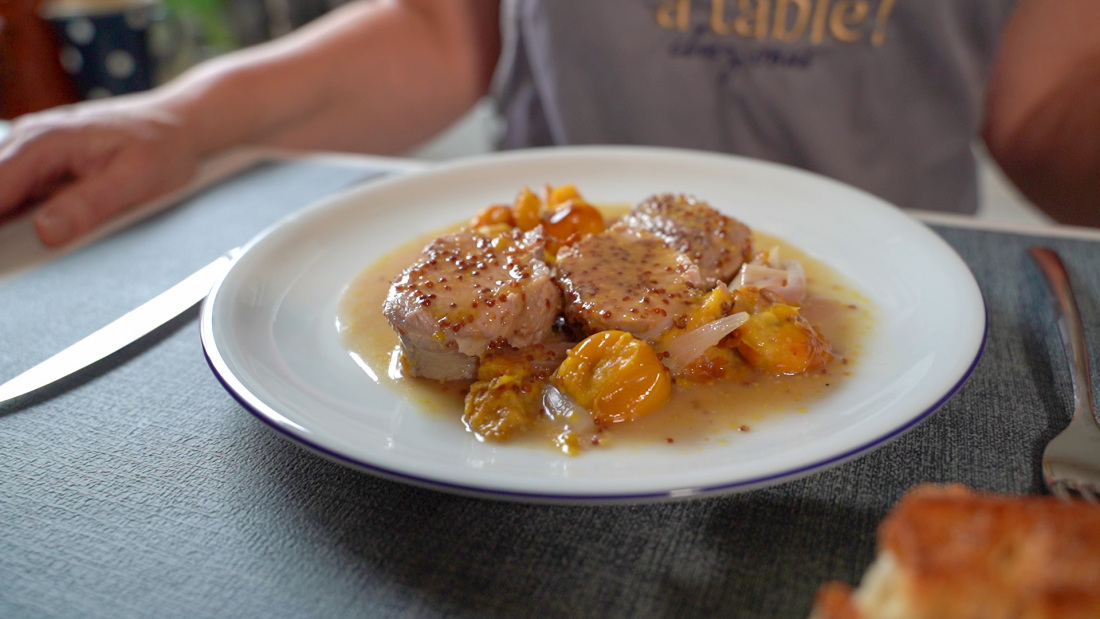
[
  {"left": 198, "top": 146, "right": 989, "bottom": 504},
  {"left": 200, "top": 314, "right": 986, "bottom": 503}
]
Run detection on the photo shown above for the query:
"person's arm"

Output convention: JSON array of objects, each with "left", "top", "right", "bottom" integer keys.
[
  {"left": 164, "top": 0, "right": 501, "bottom": 155},
  {"left": 983, "top": 0, "right": 1100, "bottom": 227},
  {"left": 0, "top": 0, "right": 501, "bottom": 246}
]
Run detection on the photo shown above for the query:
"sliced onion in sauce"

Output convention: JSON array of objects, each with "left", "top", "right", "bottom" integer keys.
[
  {"left": 737, "top": 258, "right": 807, "bottom": 305},
  {"left": 542, "top": 383, "right": 600, "bottom": 454},
  {"left": 739, "top": 264, "right": 788, "bottom": 289},
  {"left": 660, "top": 311, "right": 749, "bottom": 374}
]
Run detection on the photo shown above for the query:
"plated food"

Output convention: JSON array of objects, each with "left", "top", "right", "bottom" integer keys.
[
  {"left": 202, "top": 146, "right": 985, "bottom": 500},
  {"left": 811, "top": 484, "right": 1100, "bottom": 619},
  {"left": 341, "top": 185, "right": 869, "bottom": 454}
]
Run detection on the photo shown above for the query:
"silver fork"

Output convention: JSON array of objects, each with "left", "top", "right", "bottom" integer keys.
[{"left": 1029, "top": 247, "right": 1100, "bottom": 502}]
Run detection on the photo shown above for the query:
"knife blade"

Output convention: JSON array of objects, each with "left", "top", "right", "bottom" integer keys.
[{"left": 0, "top": 250, "right": 238, "bottom": 406}]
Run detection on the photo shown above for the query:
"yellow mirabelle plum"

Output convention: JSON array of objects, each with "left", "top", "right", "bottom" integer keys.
[
  {"left": 544, "top": 183, "right": 583, "bottom": 209},
  {"left": 469, "top": 204, "right": 515, "bottom": 228},
  {"left": 463, "top": 345, "right": 561, "bottom": 441},
  {"left": 734, "top": 304, "right": 833, "bottom": 375},
  {"left": 513, "top": 187, "right": 543, "bottom": 231},
  {"left": 552, "top": 330, "right": 672, "bottom": 426},
  {"left": 542, "top": 200, "right": 606, "bottom": 254}
]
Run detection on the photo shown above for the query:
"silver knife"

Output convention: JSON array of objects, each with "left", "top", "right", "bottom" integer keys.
[{"left": 0, "top": 249, "right": 238, "bottom": 405}]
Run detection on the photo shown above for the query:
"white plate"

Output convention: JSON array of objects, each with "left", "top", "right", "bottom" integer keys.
[{"left": 201, "top": 146, "right": 985, "bottom": 503}]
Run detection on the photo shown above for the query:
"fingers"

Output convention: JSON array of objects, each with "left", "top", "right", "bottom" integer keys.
[
  {"left": 33, "top": 192, "right": 87, "bottom": 246},
  {"left": 31, "top": 151, "right": 163, "bottom": 246},
  {"left": 0, "top": 125, "right": 82, "bottom": 218},
  {"left": 0, "top": 101, "right": 200, "bottom": 246}
]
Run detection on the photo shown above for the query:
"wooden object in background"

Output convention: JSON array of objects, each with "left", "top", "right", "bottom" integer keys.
[{"left": 0, "top": 0, "right": 79, "bottom": 119}]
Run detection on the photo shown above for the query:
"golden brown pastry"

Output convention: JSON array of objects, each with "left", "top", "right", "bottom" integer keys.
[{"left": 810, "top": 484, "right": 1100, "bottom": 619}]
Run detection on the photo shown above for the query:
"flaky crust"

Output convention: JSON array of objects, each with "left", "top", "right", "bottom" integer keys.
[
  {"left": 809, "top": 582, "right": 863, "bottom": 619},
  {"left": 811, "top": 484, "right": 1100, "bottom": 619}
]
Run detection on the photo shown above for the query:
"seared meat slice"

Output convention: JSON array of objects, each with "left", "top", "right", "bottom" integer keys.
[
  {"left": 554, "top": 228, "right": 705, "bottom": 340},
  {"left": 616, "top": 194, "right": 752, "bottom": 285},
  {"left": 384, "top": 226, "right": 561, "bottom": 381}
]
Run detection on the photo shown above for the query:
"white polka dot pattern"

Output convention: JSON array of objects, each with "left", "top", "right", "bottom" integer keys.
[
  {"left": 59, "top": 46, "right": 83, "bottom": 73},
  {"left": 43, "top": 1, "right": 166, "bottom": 99},
  {"left": 105, "top": 49, "right": 136, "bottom": 78},
  {"left": 65, "top": 18, "right": 96, "bottom": 45}
]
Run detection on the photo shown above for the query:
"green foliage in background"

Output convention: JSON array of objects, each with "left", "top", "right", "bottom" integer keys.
[{"left": 162, "top": 0, "right": 238, "bottom": 53}]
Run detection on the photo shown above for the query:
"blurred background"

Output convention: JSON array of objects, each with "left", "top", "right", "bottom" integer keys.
[
  {"left": 0, "top": 0, "right": 1046, "bottom": 225},
  {"left": 0, "top": 0, "right": 495, "bottom": 154},
  {"left": 0, "top": 0, "right": 358, "bottom": 117}
]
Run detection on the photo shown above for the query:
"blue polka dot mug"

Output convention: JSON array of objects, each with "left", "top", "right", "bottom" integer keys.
[{"left": 39, "top": 0, "right": 182, "bottom": 99}]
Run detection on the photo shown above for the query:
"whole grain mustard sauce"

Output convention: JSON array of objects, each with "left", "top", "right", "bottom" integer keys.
[{"left": 337, "top": 207, "right": 874, "bottom": 451}]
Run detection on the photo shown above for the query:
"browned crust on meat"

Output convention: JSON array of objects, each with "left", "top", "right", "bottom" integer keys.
[
  {"left": 617, "top": 193, "right": 753, "bottom": 284},
  {"left": 554, "top": 229, "right": 704, "bottom": 339}
]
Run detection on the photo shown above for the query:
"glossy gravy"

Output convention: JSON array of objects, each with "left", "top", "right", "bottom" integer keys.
[{"left": 338, "top": 217, "right": 874, "bottom": 452}]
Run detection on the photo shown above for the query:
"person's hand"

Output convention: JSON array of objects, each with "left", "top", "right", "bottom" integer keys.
[
  {"left": 0, "top": 0, "right": 500, "bottom": 248},
  {"left": 0, "top": 94, "right": 203, "bottom": 246}
]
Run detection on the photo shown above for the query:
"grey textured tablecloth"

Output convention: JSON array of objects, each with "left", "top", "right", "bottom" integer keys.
[{"left": 2, "top": 159, "right": 1098, "bottom": 618}]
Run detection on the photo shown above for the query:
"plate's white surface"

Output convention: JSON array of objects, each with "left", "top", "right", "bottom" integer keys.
[{"left": 201, "top": 146, "right": 986, "bottom": 502}]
